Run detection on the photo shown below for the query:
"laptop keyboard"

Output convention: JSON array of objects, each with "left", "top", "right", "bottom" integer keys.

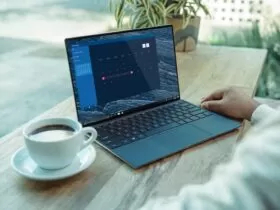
[{"left": 95, "top": 100, "right": 213, "bottom": 150}]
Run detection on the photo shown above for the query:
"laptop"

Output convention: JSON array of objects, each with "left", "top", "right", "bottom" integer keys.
[{"left": 65, "top": 25, "right": 240, "bottom": 169}]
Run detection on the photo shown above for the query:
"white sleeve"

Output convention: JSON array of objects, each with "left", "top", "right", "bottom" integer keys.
[
  {"left": 139, "top": 110, "right": 280, "bottom": 210},
  {"left": 251, "top": 104, "right": 276, "bottom": 125}
]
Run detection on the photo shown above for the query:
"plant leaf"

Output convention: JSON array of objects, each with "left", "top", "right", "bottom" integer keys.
[
  {"left": 166, "top": 3, "right": 178, "bottom": 14},
  {"left": 153, "top": 1, "right": 166, "bottom": 23},
  {"left": 199, "top": 3, "right": 210, "bottom": 16},
  {"left": 131, "top": 9, "right": 144, "bottom": 28},
  {"left": 115, "top": 0, "right": 126, "bottom": 28},
  {"left": 156, "top": 3, "right": 165, "bottom": 25}
]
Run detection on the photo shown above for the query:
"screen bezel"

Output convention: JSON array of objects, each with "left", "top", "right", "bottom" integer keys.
[{"left": 65, "top": 25, "right": 181, "bottom": 126}]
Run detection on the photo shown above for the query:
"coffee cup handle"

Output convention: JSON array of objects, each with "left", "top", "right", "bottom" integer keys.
[{"left": 81, "top": 127, "right": 97, "bottom": 150}]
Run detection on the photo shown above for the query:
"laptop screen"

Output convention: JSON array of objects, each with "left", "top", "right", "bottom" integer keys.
[{"left": 65, "top": 25, "right": 180, "bottom": 125}]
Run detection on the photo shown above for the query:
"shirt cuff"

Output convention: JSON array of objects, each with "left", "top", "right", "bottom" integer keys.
[{"left": 251, "top": 104, "right": 275, "bottom": 125}]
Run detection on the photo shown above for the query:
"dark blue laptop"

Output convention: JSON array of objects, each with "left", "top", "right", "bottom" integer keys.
[{"left": 65, "top": 25, "right": 240, "bottom": 169}]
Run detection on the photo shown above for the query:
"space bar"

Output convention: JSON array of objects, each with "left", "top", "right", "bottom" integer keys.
[{"left": 145, "top": 122, "right": 179, "bottom": 136}]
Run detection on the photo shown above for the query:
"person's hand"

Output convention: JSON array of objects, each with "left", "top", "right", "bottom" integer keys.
[{"left": 200, "top": 87, "right": 260, "bottom": 121}]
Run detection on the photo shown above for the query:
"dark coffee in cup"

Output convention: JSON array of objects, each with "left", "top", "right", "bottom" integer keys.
[
  {"left": 23, "top": 118, "right": 97, "bottom": 169},
  {"left": 28, "top": 124, "right": 76, "bottom": 142}
]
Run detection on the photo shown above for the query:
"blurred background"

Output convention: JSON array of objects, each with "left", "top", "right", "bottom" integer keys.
[{"left": 0, "top": 0, "right": 279, "bottom": 137}]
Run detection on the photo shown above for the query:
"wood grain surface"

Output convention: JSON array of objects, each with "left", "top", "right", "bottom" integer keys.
[{"left": 0, "top": 45, "right": 267, "bottom": 210}]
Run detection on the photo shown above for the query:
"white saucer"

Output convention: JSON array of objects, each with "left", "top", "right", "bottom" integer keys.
[{"left": 11, "top": 145, "right": 96, "bottom": 181}]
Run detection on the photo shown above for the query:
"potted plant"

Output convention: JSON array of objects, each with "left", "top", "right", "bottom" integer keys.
[{"left": 110, "top": 0, "right": 210, "bottom": 52}]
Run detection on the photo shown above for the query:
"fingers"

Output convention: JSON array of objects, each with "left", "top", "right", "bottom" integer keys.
[
  {"left": 201, "top": 89, "right": 226, "bottom": 103},
  {"left": 201, "top": 101, "right": 223, "bottom": 113}
]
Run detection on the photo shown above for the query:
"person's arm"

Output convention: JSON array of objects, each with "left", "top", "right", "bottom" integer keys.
[
  {"left": 139, "top": 111, "right": 280, "bottom": 210},
  {"left": 251, "top": 104, "right": 276, "bottom": 125},
  {"left": 139, "top": 87, "right": 280, "bottom": 210}
]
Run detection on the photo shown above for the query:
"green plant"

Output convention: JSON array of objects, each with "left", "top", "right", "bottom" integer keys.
[
  {"left": 210, "top": 22, "right": 280, "bottom": 99},
  {"left": 110, "top": 0, "right": 210, "bottom": 29},
  {"left": 210, "top": 22, "right": 263, "bottom": 49}
]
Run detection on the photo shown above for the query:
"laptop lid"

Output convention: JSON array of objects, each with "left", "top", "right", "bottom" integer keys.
[{"left": 65, "top": 25, "right": 180, "bottom": 126}]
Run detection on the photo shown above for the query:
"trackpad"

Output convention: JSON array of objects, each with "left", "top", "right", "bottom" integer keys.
[
  {"left": 114, "top": 124, "right": 212, "bottom": 168},
  {"left": 158, "top": 124, "right": 212, "bottom": 151}
]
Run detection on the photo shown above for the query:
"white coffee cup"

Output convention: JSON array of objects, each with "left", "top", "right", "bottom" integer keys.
[{"left": 23, "top": 118, "right": 97, "bottom": 170}]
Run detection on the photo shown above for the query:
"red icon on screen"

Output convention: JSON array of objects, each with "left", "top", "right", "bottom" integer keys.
[{"left": 102, "top": 76, "right": 106, "bottom": 81}]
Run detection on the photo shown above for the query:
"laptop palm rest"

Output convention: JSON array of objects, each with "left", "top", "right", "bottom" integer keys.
[
  {"left": 113, "top": 124, "right": 213, "bottom": 168},
  {"left": 191, "top": 114, "right": 240, "bottom": 135}
]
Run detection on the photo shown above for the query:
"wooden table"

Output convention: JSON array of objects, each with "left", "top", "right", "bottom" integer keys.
[{"left": 0, "top": 45, "right": 267, "bottom": 210}]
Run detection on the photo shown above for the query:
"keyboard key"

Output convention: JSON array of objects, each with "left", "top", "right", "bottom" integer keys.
[
  {"left": 184, "top": 118, "right": 193, "bottom": 123},
  {"left": 139, "top": 128, "right": 147, "bottom": 133},
  {"left": 104, "top": 140, "right": 113, "bottom": 145},
  {"left": 97, "top": 132, "right": 114, "bottom": 142},
  {"left": 130, "top": 137, "right": 137, "bottom": 141},
  {"left": 121, "top": 139, "right": 131, "bottom": 144},
  {"left": 109, "top": 129, "right": 115, "bottom": 133},
  {"left": 177, "top": 120, "right": 186, "bottom": 125},
  {"left": 153, "top": 124, "right": 160, "bottom": 128},
  {"left": 163, "top": 115, "right": 170, "bottom": 119},
  {"left": 190, "top": 110, "right": 204, "bottom": 116},
  {"left": 102, "top": 136, "right": 125, "bottom": 148},
  {"left": 138, "top": 124, "right": 146, "bottom": 128},
  {"left": 190, "top": 116, "right": 199, "bottom": 121},
  {"left": 178, "top": 115, "right": 186, "bottom": 120},
  {"left": 109, "top": 142, "right": 122, "bottom": 149},
  {"left": 181, "top": 109, "right": 190, "bottom": 114},
  {"left": 132, "top": 131, "right": 140, "bottom": 135},
  {"left": 123, "top": 129, "right": 129, "bottom": 133},
  {"left": 124, "top": 133, "right": 131, "bottom": 138},
  {"left": 204, "top": 111, "right": 213, "bottom": 116},
  {"left": 159, "top": 121, "right": 167, "bottom": 126},
  {"left": 116, "top": 127, "right": 124, "bottom": 131},
  {"left": 183, "top": 113, "right": 192, "bottom": 118},
  {"left": 189, "top": 107, "right": 200, "bottom": 112},
  {"left": 197, "top": 114, "right": 205, "bottom": 118}
]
